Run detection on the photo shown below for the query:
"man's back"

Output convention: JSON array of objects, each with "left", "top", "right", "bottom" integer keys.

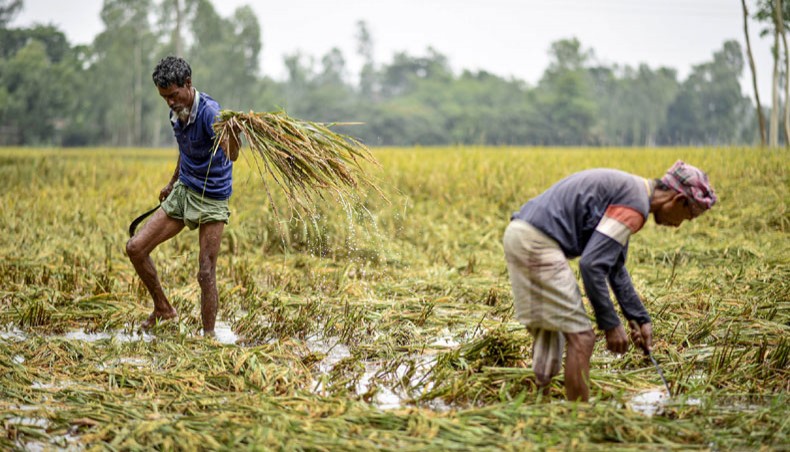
[{"left": 512, "top": 169, "right": 650, "bottom": 258}]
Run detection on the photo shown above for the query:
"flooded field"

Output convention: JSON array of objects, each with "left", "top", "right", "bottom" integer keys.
[{"left": 0, "top": 146, "right": 787, "bottom": 449}]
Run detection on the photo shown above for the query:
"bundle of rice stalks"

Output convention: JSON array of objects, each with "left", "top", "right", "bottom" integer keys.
[
  {"left": 213, "top": 110, "right": 383, "bottom": 217},
  {"left": 451, "top": 326, "right": 529, "bottom": 371}
]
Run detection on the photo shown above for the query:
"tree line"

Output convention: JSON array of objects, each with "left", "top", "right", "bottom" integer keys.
[{"left": 0, "top": 0, "right": 785, "bottom": 147}]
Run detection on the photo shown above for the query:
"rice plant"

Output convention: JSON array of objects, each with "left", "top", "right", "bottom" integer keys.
[{"left": 0, "top": 146, "right": 786, "bottom": 450}]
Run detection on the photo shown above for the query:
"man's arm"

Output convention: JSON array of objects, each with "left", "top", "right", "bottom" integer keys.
[
  {"left": 581, "top": 203, "right": 649, "bottom": 330},
  {"left": 609, "top": 257, "right": 653, "bottom": 352},
  {"left": 608, "top": 253, "right": 651, "bottom": 325},
  {"left": 579, "top": 232, "right": 631, "bottom": 354},
  {"left": 579, "top": 232, "right": 623, "bottom": 331},
  {"left": 159, "top": 154, "right": 181, "bottom": 202}
]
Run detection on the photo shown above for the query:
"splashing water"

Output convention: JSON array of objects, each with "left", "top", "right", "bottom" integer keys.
[
  {"left": 628, "top": 388, "right": 669, "bottom": 416},
  {"left": 212, "top": 321, "right": 239, "bottom": 345}
]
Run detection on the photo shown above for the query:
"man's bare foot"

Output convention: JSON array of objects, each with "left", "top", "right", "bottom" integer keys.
[{"left": 141, "top": 308, "right": 178, "bottom": 330}]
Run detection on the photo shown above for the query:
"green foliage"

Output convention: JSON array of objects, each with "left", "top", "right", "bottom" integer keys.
[
  {"left": 0, "top": 1, "right": 764, "bottom": 146},
  {"left": 0, "top": 38, "right": 75, "bottom": 144},
  {"left": 592, "top": 65, "right": 679, "bottom": 146},
  {"left": 661, "top": 41, "right": 754, "bottom": 145},
  {"left": 0, "top": 0, "right": 21, "bottom": 28}
]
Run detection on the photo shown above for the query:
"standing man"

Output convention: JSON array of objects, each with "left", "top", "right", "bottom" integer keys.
[
  {"left": 126, "top": 56, "right": 240, "bottom": 337},
  {"left": 503, "top": 161, "right": 717, "bottom": 401}
]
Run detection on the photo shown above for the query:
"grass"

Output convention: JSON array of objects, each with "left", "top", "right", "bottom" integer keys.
[{"left": 0, "top": 146, "right": 787, "bottom": 450}]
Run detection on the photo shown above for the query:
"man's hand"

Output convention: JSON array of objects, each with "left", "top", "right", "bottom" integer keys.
[
  {"left": 159, "top": 182, "right": 175, "bottom": 202},
  {"left": 604, "top": 325, "right": 629, "bottom": 354},
  {"left": 222, "top": 124, "right": 242, "bottom": 162},
  {"left": 628, "top": 320, "right": 653, "bottom": 354}
]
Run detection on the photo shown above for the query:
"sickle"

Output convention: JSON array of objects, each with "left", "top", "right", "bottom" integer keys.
[
  {"left": 128, "top": 204, "right": 161, "bottom": 237},
  {"left": 646, "top": 350, "right": 672, "bottom": 395}
]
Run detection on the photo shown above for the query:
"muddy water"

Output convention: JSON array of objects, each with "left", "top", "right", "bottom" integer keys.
[
  {"left": 66, "top": 330, "right": 154, "bottom": 343},
  {"left": 304, "top": 335, "right": 445, "bottom": 410},
  {"left": 22, "top": 324, "right": 456, "bottom": 410}
]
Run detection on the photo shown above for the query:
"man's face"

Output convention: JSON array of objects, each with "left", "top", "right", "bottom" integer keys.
[
  {"left": 157, "top": 79, "right": 193, "bottom": 121},
  {"left": 654, "top": 194, "right": 698, "bottom": 228}
]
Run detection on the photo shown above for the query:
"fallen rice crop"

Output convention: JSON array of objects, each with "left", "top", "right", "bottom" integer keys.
[{"left": 0, "top": 146, "right": 786, "bottom": 450}]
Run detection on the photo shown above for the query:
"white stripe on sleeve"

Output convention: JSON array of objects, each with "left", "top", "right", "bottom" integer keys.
[{"left": 595, "top": 216, "right": 632, "bottom": 246}]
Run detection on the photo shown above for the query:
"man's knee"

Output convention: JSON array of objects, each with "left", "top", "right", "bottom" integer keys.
[
  {"left": 126, "top": 238, "right": 143, "bottom": 262},
  {"left": 196, "top": 264, "right": 215, "bottom": 287}
]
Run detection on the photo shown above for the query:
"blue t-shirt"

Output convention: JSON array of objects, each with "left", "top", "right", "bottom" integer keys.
[
  {"left": 171, "top": 91, "right": 232, "bottom": 200},
  {"left": 512, "top": 169, "right": 653, "bottom": 330}
]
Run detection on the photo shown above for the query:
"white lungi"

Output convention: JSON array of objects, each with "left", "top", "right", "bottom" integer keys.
[{"left": 503, "top": 220, "right": 593, "bottom": 382}]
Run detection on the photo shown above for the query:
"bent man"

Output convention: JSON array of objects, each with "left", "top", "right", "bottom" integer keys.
[
  {"left": 126, "top": 56, "right": 240, "bottom": 336},
  {"left": 503, "top": 161, "right": 717, "bottom": 401}
]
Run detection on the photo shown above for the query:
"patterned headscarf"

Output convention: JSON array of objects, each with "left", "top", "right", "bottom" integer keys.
[{"left": 661, "top": 160, "right": 717, "bottom": 214}]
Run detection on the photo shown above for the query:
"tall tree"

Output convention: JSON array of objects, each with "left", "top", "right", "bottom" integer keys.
[
  {"left": 355, "top": 20, "right": 376, "bottom": 99},
  {"left": 661, "top": 41, "right": 751, "bottom": 145},
  {"left": 0, "top": 1, "right": 80, "bottom": 145},
  {"left": 281, "top": 51, "right": 312, "bottom": 113},
  {"left": 90, "top": 0, "right": 159, "bottom": 146},
  {"left": 172, "top": 0, "right": 184, "bottom": 56},
  {"left": 755, "top": 0, "right": 790, "bottom": 145},
  {"left": 0, "top": 0, "right": 21, "bottom": 27},
  {"left": 531, "top": 38, "right": 598, "bottom": 145},
  {"left": 777, "top": 0, "right": 790, "bottom": 144},
  {"left": 742, "top": 0, "right": 768, "bottom": 145},
  {"left": 771, "top": 0, "right": 781, "bottom": 146},
  {"left": 754, "top": 0, "right": 790, "bottom": 145},
  {"left": 591, "top": 64, "right": 678, "bottom": 146},
  {"left": 379, "top": 48, "right": 452, "bottom": 99},
  {"left": 158, "top": 0, "right": 199, "bottom": 57},
  {"left": 0, "top": 38, "right": 76, "bottom": 144},
  {"left": 186, "top": 0, "right": 261, "bottom": 110}
]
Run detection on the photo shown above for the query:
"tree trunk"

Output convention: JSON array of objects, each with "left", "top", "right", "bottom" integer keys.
[
  {"left": 742, "top": 0, "right": 767, "bottom": 146},
  {"left": 771, "top": 0, "right": 781, "bottom": 147},
  {"left": 174, "top": 0, "right": 183, "bottom": 57},
  {"left": 779, "top": 0, "right": 790, "bottom": 146},
  {"left": 134, "top": 37, "right": 143, "bottom": 146}
]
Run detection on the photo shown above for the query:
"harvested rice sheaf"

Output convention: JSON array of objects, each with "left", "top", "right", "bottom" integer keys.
[{"left": 213, "top": 110, "right": 384, "bottom": 217}]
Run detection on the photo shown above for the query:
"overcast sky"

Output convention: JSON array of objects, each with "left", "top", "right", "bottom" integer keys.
[{"left": 11, "top": 0, "right": 776, "bottom": 100}]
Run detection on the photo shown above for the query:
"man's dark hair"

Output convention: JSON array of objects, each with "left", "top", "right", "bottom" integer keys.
[{"left": 152, "top": 56, "right": 192, "bottom": 88}]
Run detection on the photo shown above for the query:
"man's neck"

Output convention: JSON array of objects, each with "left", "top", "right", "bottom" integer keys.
[
  {"left": 649, "top": 188, "right": 673, "bottom": 214},
  {"left": 185, "top": 87, "right": 195, "bottom": 110}
]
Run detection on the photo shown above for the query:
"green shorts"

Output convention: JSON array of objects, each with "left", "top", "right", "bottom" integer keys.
[{"left": 161, "top": 180, "right": 230, "bottom": 230}]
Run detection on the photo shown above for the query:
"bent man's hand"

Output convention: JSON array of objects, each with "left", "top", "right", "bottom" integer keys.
[
  {"left": 604, "top": 325, "right": 629, "bottom": 354},
  {"left": 159, "top": 182, "right": 174, "bottom": 202},
  {"left": 629, "top": 320, "right": 653, "bottom": 353}
]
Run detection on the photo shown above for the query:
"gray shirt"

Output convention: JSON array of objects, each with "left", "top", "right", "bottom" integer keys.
[{"left": 512, "top": 169, "right": 653, "bottom": 330}]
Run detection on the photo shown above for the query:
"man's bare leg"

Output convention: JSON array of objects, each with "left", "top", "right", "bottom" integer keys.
[
  {"left": 197, "top": 221, "right": 224, "bottom": 335},
  {"left": 564, "top": 329, "right": 595, "bottom": 402},
  {"left": 126, "top": 209, "right": 184, "bottom": 329}
]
